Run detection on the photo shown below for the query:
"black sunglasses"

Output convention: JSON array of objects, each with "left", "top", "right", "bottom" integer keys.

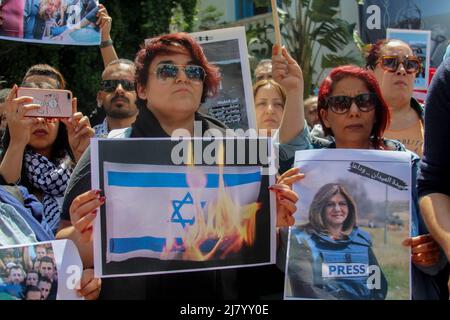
[
  {"left": 326, "top": 93, "right": 378, "bottom": 114},
  {"left": 153, "top": 64, "right": 206, "bottom": 83},
  {"left": 377, "top": 55, "right": 422, "bottom": 74},
  {"left": 100, "top": 79, "right": 135, "bottom": 92}
]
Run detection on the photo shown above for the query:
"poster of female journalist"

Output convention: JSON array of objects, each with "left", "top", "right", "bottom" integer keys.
[
  {"left": 284, "top": 149, "right": 411, "bottom": 300},
  {"left": 0, "top": 0, "right": 100, "bottom": 45}
]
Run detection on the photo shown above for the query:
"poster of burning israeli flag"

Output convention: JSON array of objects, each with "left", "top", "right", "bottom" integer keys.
[
  {"left": 91, "top": 137, "right": 275, "bottom": 278},
  {"left": 284, "top": 149, "right": 411, "bottom": 300}
]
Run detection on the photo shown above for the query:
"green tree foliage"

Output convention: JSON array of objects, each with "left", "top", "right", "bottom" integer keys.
[
  {"left": 250, "top": 0, "right": 364, "bottom": 97},
  {"left": 0, "top": 0, "right": 197, "bottom": 115}
]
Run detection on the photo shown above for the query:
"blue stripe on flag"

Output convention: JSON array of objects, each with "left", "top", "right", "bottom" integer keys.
[
  {"left": 109, "top": 237, "right": 220, "bottom": 254},
  {"left": 110, "top": 237, "right": 185, "bottom": 253},
  {"left": 107, "top": 171, "right": 261, "bottom": 188}
]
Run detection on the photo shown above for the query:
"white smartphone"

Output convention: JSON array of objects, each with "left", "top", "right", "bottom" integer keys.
[{"left": 17, "top": 87, "right": 73, "bottom": 118}]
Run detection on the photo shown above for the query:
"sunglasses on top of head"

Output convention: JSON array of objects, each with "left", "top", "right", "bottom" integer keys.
[
  {"left": 326, "top": 93, "right": 378, "bottom": 114},
  {"left": 100, "top": 79, "right": 135, "bottom": 92},
  {"left": 152, "top": 64, "right": 206, "bottom": 83},
  {"left": 377, "top": 55, "right": 422, "bottom": 74}
]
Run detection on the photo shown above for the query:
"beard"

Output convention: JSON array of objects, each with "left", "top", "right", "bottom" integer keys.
[{"left": 104, "top": 96, "right": 138, "bottom": 119}]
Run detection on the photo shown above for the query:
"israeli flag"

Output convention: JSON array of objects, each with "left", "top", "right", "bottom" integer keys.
[{"left": 103, "top": 162, "right": 262, "bottom": 262}]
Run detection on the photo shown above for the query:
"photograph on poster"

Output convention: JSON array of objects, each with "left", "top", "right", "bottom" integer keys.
[
  {"left": 359, "top": 0, "right": 450, "bottom": 68},
  {"left": 191, "top": 27, "right": 256, "bottom": 131},
  {"left": 284, "top": 149, "right": 411, "bottom": 300},
  {"left": 0, "top": 240, "right": 82, "bottom": 300},
  {"left": 0, "top": 0, "right": 100, "bottom": 45},
  {"left": 386, "top": 28, "right": 431, "bottom": 90},
  {"left": 91, "top": 138, "right": 275, "bottom": 278}
]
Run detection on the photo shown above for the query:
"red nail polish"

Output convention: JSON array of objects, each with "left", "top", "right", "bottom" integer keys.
[
  {"left": 94, "top": 190, "right": 101, "bottom": 196},
  {"left": 99, "top": 196, "right": 106, "bottom": 203}
]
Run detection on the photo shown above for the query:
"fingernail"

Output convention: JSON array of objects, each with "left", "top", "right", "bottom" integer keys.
[
  {"left": 91, "top": 210, "right": 97, "bottom": 217},
  {"left": 99, "top": 196, "right": 106, "bottom": 203}
]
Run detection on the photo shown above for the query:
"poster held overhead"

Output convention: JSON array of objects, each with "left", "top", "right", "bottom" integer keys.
[
  {"left": 190, "top": 27, "right": 256, "bottom": 130},
  {"left": 0, "top": 0, "right": 100, "bottom": 46}
]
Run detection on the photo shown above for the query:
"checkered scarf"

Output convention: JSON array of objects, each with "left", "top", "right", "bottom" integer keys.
[{"left": 24, "top": 150, "right": 73, "bottom": 235}]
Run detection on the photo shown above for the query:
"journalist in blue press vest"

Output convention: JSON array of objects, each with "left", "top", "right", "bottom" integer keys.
[{"left": 287, "top": 183, "right": 388, "bottom": 300}]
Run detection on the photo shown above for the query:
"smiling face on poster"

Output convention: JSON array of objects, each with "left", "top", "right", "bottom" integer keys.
[
  {"left": 0, "top": 0, "right": 100, "bottom": 45},
  {"left": 284, "top": 149, "right": 411, "bottom": 300}
]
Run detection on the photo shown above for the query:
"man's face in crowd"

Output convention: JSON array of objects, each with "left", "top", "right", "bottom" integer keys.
[
  {"left": 304, "top": 102, "right": 319, "bottom": 128},
  {"left": 39, "top": 261, "right": 55, "bottom": 280},
  {"left": 98, "top": 63, "right": 138, "bottom": 120},
  {"left": 38, "top": 281, "right": 51, "bottom": 300},
  {"left": 36, "top": 246, "right": 47, "bottom": 260},
  {"left": 255, "top": 63, "right": 272, "bottom": 82},
  {"left": 8, "top": 268, "right": 24, "bottom": 285}
]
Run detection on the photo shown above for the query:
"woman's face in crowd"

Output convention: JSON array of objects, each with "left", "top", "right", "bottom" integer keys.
[
  {"left": 320, "top": 77, "right": 376, "bottom": 148},
  {"left": 137, "top": 49, "right": 204, "bottom": 122},
  {"left": 28, "top": 119, "right": 59, "bottom": 158},
  {"left": 254, "top": 84, "right": 284, "bottom": 133},
  {"left": 324, "top": 193, "right": 349, "bottom": 229},
  {"left": 372, "top": 41, "right": 416, "bottom": 105},
  {"left": 26, "top": 273, "right": 39, "bottom": 286}
]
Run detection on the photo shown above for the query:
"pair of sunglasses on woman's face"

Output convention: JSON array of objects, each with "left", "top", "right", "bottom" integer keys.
[
  {"left": 100, "top": 79, "right": 135, "bottom": 92},
  {"left": 326, "top": 93, "right": 378, "bottom": 114},
  {"left": 153, "top": 64, "right": 206, "bottom": 83},
  {"left": 377, "top": 55, "right": 422, "bottom": 74}
]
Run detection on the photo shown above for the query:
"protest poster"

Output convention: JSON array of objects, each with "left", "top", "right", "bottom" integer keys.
[
  {"left": 190, "top": 27, "right": 256, "bottom": 131},
  {"left": 386, "top": 28, "right": 431, "bottom": 90},
  {"left": 0, "top": 240, "right": 83, "bottom": 300},
  {"left": 0, "top": 0, "right": 100, "bottom": 45},
  {"left": 284, "top": 149, "right": 411, "bottom": 300},
  {"left": 359, "top": 0, "right": 450, "bottom": 68},
  {"left": 91, "top": 137, "right": 276, "bottom": 278}
]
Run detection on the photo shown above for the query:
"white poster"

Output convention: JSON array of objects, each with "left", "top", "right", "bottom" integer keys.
[
  {"left": 0, "top": 240, "right": 83, "bottom": 300},
  {"left": 191, "top": 27, "right": 256, "bottom": 130},
  {"left": 284, "top": 149, "right": 411, "bottom": 300}
]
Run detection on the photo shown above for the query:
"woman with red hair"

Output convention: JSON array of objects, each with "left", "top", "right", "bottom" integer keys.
[
  {"left": 57, "top": 32, "right": 301, "bottom": 300},
  {"left": 273, "top": 50, "right": 446, "bottom": 299}
]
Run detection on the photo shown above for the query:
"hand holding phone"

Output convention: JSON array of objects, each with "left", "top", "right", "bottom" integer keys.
[{"left": 17, "top": 87, "right": 73, "bottom": 118}]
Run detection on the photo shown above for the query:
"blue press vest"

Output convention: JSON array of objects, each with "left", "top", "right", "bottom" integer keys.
[{"left": 292, "top": 227, "right": 373, "bottom": 300}]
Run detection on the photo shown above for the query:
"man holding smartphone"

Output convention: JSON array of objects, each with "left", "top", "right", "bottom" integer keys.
[{"left": 94, "top": 59, "right": 138, "bottom": 138}]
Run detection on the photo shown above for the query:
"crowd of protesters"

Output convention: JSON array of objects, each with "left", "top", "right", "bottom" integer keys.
[{"left": 0, "top": 2, "right": 449, "bottom": 300}]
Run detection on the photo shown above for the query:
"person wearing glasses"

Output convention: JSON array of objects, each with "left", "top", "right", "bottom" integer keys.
[
  {"left": 57, "top": 32, "right": 301, "bottom": 300},
  {"left": 93, "top": 59, "right": 138, "bottom": 138},
  {"left": 273, "top": 50, "right": 447, "bottom": 299},
  {"left": 287, "top": 183, "right": 387, "bottom": 300},
  {"left": 365, "top": 39, "right": 424, "bottom": 158}
]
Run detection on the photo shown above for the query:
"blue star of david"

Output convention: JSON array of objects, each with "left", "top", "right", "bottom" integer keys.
[{"left": 171, "top": 192, "right": 206, "bottom": 228}]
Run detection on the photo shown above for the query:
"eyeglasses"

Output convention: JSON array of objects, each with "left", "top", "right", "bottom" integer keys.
[
  {"left": 326, "top": 93, "right": 378, "bottom": 114},
  {"left": 377, "top": 55, "right": 422, "bottom": 74},
  {"left": 152, "top": 64, "right": 206, "bottom": 83},
  {"left": 100, "top": 79, "right": 135, "bottom": 92}
]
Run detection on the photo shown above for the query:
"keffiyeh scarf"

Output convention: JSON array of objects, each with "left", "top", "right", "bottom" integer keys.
[{"left": 24, "top": 150, "right": 73, "bottom": 235}]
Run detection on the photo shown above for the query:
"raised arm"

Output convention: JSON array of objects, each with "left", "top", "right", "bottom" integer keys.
[
  {"left": 271, "top": 45, "right": 305, "bottom": 144},
  {"left": 97, "top": 4, "right": 118, "bottom": 68},
  {"left": 0, "top": 86, "right": 39, "bottom": 184}
]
